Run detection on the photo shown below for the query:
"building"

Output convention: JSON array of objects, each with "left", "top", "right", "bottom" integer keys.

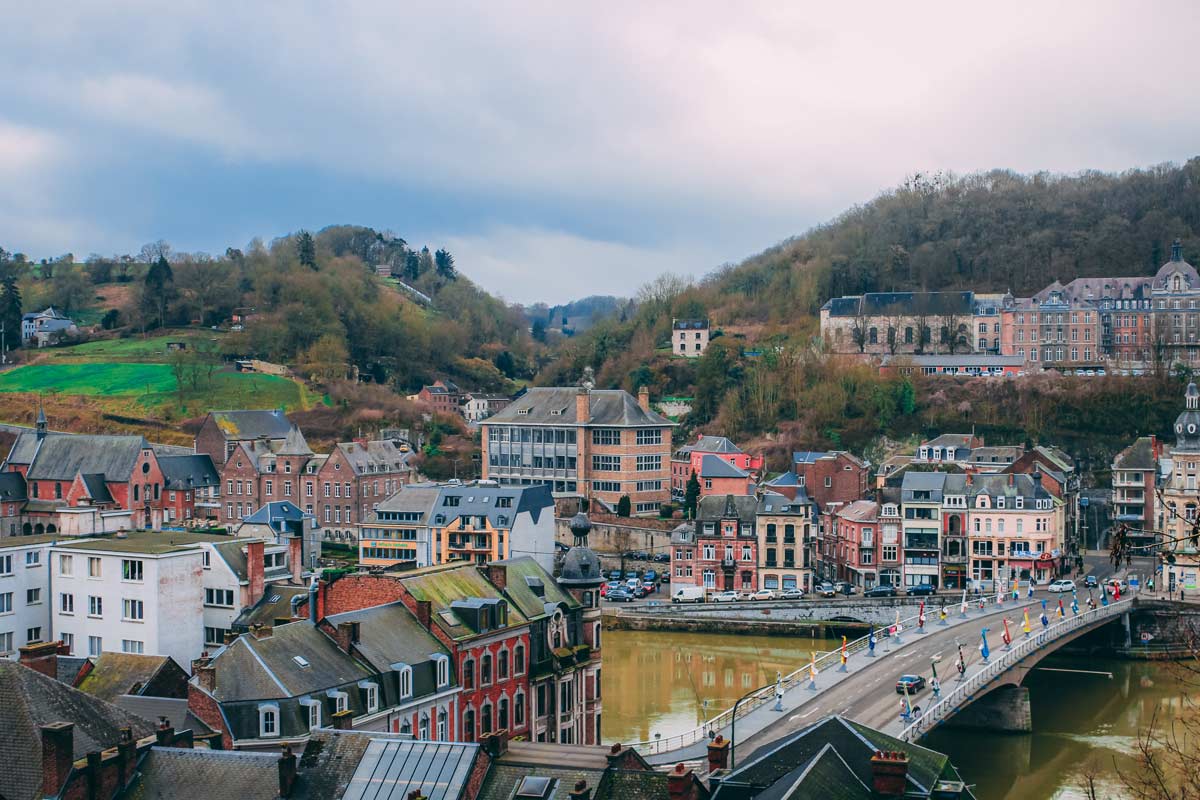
[
  {"left": 157, "top": 453, "right": 221, "bottom": 526},
  {"left": 756, "top": 490, "right": 814, "bottom": 594},
  {"left": 0, "top": 534, "right": 61, "bottom": 657},
  {"left": 462, "top": 393, "right": 512, "bottom": 423},
  {"left": 1160, "top": 383, "right": 1200, "bottom": 594},
  {"left": 697, "top": 454, "right": 754, "bottom": 498},
  {"left": 671, "top": 434, "right": 763, "bottom": 500},
  {"left": 21, "top": 307, "right": 76, "bottom": 346},
  {"left": 819, "top": 291, "right": 978, "bottom": 357},
  {"left": 681, "top": 494, "right": 759, "bottom": 594},
  {"left": 237, "top": 500, "right": 321, "bottom": 574},
  {"left": 915, "top": 434, "right": 983, "bottom": 465},
  {"left": 834, "top": 500, "right": 879, "bottom": 589},
  {"left": 194, "top": 409, "right": 296, "bottom": 464},
  {"left": 899, "top": 472, "right": 945, "bottom": 589},
  {"left": 479, "top": 738, "right": 686, "bottom": 800},
  {"left": 359, "top": 481, "right": 556, "bottom": 573},
  {"left": 880, "top": 353, "right": 1026, "bottom": 378},
  {"left": 791, "top": 451, "right": 870, "bottom": 514},
  {"left": 556, "top": 512, "right": 605, "bottom": 745},
  {"left": 672, "top": 318, "right": 710, "bottom": 357},
  {"left": 481, "top": 372, "right": 674, "bottom": 514},
  {"left": 877, "top": 492, "right": 903, "bottom": 588},
  {"left": 315, "top": 438, "right": 415, "bottom": 540},
  {"left": 957, "top": 472, "right": 1063, "bottom": 588},
  {"left": 416, "top": 379, "right": 463, "bottom": 415},
  {"left": 1111, "top": 435, "right": 1163, "bottom": 549},
  {"left": 217, "top": 424, "right": 315, "bottom": 527}
]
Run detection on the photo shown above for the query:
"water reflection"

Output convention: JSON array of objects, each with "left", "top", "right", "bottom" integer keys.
[{"left": 602, "top": 628, "right": 839, "bottom": 744}]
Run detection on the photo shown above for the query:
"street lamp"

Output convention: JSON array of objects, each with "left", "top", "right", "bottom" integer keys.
[{"left": 730, "top": 681, "right": 774, "bottom": 771}]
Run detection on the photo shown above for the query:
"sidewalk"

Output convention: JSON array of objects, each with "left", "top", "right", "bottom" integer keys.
[{"left": 644, "top": 595, "right": 1044, "bottom": 765}]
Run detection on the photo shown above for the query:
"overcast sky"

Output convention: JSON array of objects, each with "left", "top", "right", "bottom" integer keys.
[{"left": 1, "top": 3, "right": 1198, "bottom": 304}]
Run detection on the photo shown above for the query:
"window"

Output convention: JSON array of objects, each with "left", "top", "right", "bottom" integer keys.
[
  {"left": 0, "top": 592, "right": 11, "bottom": 613},
  {"left": 88, "top": 635, "right": 102, "bottom": 656},
  {"left": 635, "top": 455, "right": 662, "bottom": 472},
  {"left": 636, "top": 429, "right": 662, "bottom": 446},
  {"left": 25, "top": 550, "right": 40, "bottom": 567},
  {"left": 435, "top": 654, "right": 450, "bottom": 687},
  {"left": 592, "top": 455, "right": 621, "bottom": 472},
  {"left": 88, "top": 595, "right": 102, "bottom": 616},
  {"left": 122, "top": 598, "right": 144, "bottom": 621},
  {"left": 824, "top": 476, "right": 832, "bottom": 488},
  {"left": 0, "top": 555, "right": 9, "bottom": 576},
  {"left": 59, "top": 554, "right": 73, "bottom": 576},
  {"left": 259, "top": 704, "right": 279, "bottom": 737},
  {"left": 26, "top": 587, "right": 41, "bottom": 605},
  {"left": 205, "top": 626, "right": 231, "bottom": 646},
  {"left": 205, "top": 588, "right": 235, "bottom": 607},
  {"left": 514, "top": 644, "right": 525, "bottom": 675},
  {"left": 498, "top": 649, "right": 510, "bottom": 680},
  {"left": 27, "top": 626, "right": 42, "bottom": 643},
  {"left": 463, "top": 657, "right": 475, "bottom": 689},
  {"left": 361, "top": 682, "right": 379, "bottom": 713},
  {"left": 121, "top": 639, "right": 144, "bottom": 654},
  {"left": 482, "top": 653, "right": 493, "bottom": 685},
  {"left": 592, "top": 429, "right": 621, "bottom": 446},
  {"left": 399, "top": 665, "right": 413, "bottom": 698},
  {"left": 121, "top": 559, "right": 143, "bottom": 582},
  {"left": 59, "top": 593, "right": 74, "bottom": 614},
  {"left": 307, "top": 700, "right": 321, "bottom": 731}
]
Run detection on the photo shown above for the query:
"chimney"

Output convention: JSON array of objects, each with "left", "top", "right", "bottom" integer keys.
[
  {"left": 86, "top": 751, "right": 102, "bottom": 799},
  {"left": 155, "top": 717, "right": 175, "bottom": 746},
  {"left": 407, "top": 792, "right": 429, "bottom": 800},
  {"left": 576, "top": 388, "right": 590, "bottom": 424},
  {"left": 481, "top": 729, "right": 510, "bottom": 758},
  {"left": 707, "top": 734, "right": 730, "bottom": 774},
  {"left": 117, "top": 727, "right": 137, "bottom": 786},
  {"left": 332, "top": 710, "right": 354, "bottom": 730},
  {"left": 965, "top": 473, "right": 973, "bottom": 486},
  {"left": 415, "top": 599, "right": 432, "bottom": 630},
  {"left": 278, "top": 745, "right": 298, "bottom": 798},
  {"left": 335, "top": 621, "right": 360, "bottom": 654},
  {"left": 193, "top": 660, "right": 216, "bottom": 694},
  {"left": 250, "top": 623, "right": 273, "bottom": 640},
  {"left": 288, "top": 534, "right": 304, "bottom": 584},
  {"left": 486, "top": 563, "right": 507, "bottom": 591},
  {"left": 870, "top": 750, "right": 909, "bottom": 797},
  {"left": 19, "top": 640, "right": 69, "bottom": 678},
  {"left": 40, "top": 722, "right": 75, "bottom": 798},
  {"left": 667, "top": 763, "right": 699, "bottom": 800},
  {"left": 605, "top": 742, "right": 632, "bottom": 770},
  {"left": 308, "top": 578, "right": 320, "bottom": 624},
  {"left": 223, "top": 631, "right": 239, "bottom": 645},
  {"left": 246, "top": 540, "right": 266, "bottom": 606},
  {"left": 637, "top": 386, "right": 650, "bottom": 412},
  {"left": 568, "top": 779, "right": 592, "bottom": 800}
]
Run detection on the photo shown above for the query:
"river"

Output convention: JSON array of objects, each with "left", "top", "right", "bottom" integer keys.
[{"left": 603, "top": 630, "right": 1193, "bottom": 799}]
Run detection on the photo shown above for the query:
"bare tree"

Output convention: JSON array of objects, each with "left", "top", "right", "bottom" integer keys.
[{"left": 851, "top": 298, "right": 870, "bottom": 354}]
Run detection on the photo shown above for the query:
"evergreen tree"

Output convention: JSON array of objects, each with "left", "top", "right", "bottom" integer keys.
[
  {"left": 531, "top": 319, "right": 547, "bottom": 343},
  {"left": 418, "top": 247, "right": 435, "bottom": 279},
  {"left": 142, "top": 255, "right": 175, "bottom": 330},
  {"left": 404, "top": 251, "right": 422, "bottom": 281},
  {"left": 296, "top": 231, "right": 317, "bottom": 270},
  {"left": 684, "top": 471, "right": 701, "bottom": 519},
  {"left": 616, "top": 494, "right": 632, "bottom": 517},
  {"left": 434, "top": 248, "right": 456, "bottom": 279},
  {"left": 0, "top": 275, "right": 22, "bottom": 354},
  {"left": 494, "top": 350, "right": 516, "bottom": 378}
]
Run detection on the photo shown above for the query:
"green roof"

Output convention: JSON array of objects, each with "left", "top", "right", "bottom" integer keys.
[
  {"left": 494, "top": 556, "right": 579, "bottom": 620},
  {"left": 0, "top": 534, "right": 65, "bottom": 550},
  {"left": 398, "top": 562, "right": 528, "bottom": 641},
  {"left": 52, "top": 530, "right": 247, "bottom": 556}
]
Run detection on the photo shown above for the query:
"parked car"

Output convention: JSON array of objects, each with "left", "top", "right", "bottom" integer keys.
[
  {"left": 641, "top": 581, "right": 657, "bottom": 594},
  {"left": 608, "top": 570, "right": 623, "bottom": 581},
  {"left": 817, "top": 582, "right": 837, "bottom": 598},
  {"left": 895, "top": 674, "right": 926, "bottom": 694},
  {"left": 779, "top": 588, "right": 805, "bottom": 600},
  {"left": 906, "top": 584, "right": 937, "bottom": 596},
  {"left": 1084, "top": 575, "right": 1100, "bottom": 588},
  {"left": 1048, "top": 579, "right": 1076, "bottom": 593},
  {"left": 672, "top": 586, "right": 706, "bottom": 604},
  {"left": 748, "top": 589, "right": 777, "bottom": 601},
  {"left": 711, "top": 590, "right": 740, "bottom": 603},
  {"left": 624, "top": 571, "right": 639, "bottom": 581},
  {"left": 630, "top": 551, "right": 649, "bottom": 561},
  {"left": 653, "top": 553, "right": 671, "bottom": 563},
  {"left": 631, "top": 585, "right": 648, "bottom": 599},
  {"left": 834, "top": 581, "right": 857, "bottom": 596},
  {"left": 865, "top": 584, "right": 897, "bottom": 598},
  {"left": 607, "top": 588, "right": 634, "bottom": 602},
  {"left": 644, "top": 569, "right": 658, "bottom": 582}
]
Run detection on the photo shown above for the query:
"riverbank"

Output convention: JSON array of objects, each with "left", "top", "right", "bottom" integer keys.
[{"left": 603, "top": 608, "right": 869, "bottom": 638}]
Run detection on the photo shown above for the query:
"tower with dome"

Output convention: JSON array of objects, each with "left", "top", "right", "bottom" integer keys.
[
  {"left": 1161, "top": 382, "right": 1200, "bottom": 594},
  {"left": 556, "top": 511, "right": 605, "bottom": 742}
]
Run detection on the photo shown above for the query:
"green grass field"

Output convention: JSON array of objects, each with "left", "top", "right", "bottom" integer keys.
[
  {"left": 40, "top": 331, "right": 223, "bottom": 363},
  {"left": 0, "top": 362, "right": 315, "bottom": 416}
]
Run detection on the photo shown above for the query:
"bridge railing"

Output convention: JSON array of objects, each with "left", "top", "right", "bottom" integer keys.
[
  {"left": 897, "top": 597, "right": 1132, "bottom": 743},
  {"left": 628, "top": 591, "right": 1021, "bottom": 756}
]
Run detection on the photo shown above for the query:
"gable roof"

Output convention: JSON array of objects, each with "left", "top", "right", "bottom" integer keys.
[
  {"left": 0, "top": 661, "right": 156, "bottom": 800},
  {"left": 112, "top": 695, "right": 214, "bottom": 737},
  {"left": 398, "top": 563, "right": 529, "bottom": 642},
  {"left": 207, "top": 622, "right": 372, "bottom": 702},
  {"left": 158, "top": 454, "right": 220, "bottom": 490},
  {"left": 324, "top": 601, "right": 449, "bottom": 672},
  {"left": 208, "top": 409, "right": 295, "bottom": 441},
  {"left": 75, "top": 652, "right": 177, "bottom": 703},
  {"left": 277, "top": 425, "right": 314, "bottom": 456},
  {"left": 485, "top": 387, "right": 673, "bottom": 427},
  {"left": 678, "top": 435, "right": 742, "bottom": 455},
  {"left": 241, "top": 501, "right": 314, "bottom": 531},
  {"left": 491, "top": 557, "right": 580, "bottom": 621},
  {"left": 0, "top": 471, "right": 27, "bottom": 501},
  {"left": 23, "top": 432, "right": 149, "bottom": 481},
  {"left": 699, "top": 454, "right": 749, "bottom": 479},
  {"left": 80, "top": 473, "right": 114, "bottom": 503},
  {"left": 335, "top": 439, "right": 409, "bottom": 475},
  {"left": 1113, "top": 436, "right": 1157, "bottom": 470},
  {"left": 696, "top": 493, "right": 757, "bottom": 523}
]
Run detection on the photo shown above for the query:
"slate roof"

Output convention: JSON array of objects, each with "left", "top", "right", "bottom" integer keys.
[
  {"left": 696, "top": 493, "right": 758, "bottom": 523},
  {"left": 80, "top": 473, "right": 114, "bottom": 503},
  {"left": 901, "top": 471, "right": 948, "bottom": 501},
  {"left": 0, "top": 471, "right": 26, "bottom": 501},
  {"left": 241, "top": 501, "right": 315, "bottom": 532},
  {"left": 757, "top": 490, "right": 809, "bottom": 515},
  {"left": 836, "top": 500, "right": 878, "bottom": 523},
  {"left": 491, "top": 556, "right": 580, "bottom": 621},
  {"left": 822, "top": 291, "right": 974, "bottom": 317},
  {"left": 75, "top": 652, "right": 177, "bottom": 703},
  {"left": 112, "top": 695, "right": 214, "bottom": 737},
  {"left": 158, "top": 454, "right": 220, "bottom": 490},
  {"left": 677, "top": 435, "right": 742, "bottom": 455},
  {"left": 208, "top": 410, "right": 294, "bottom": 441},
  {"left": 427, "top": 482, "right": 554, "bottom": 529},
  {"left": 966, "top": 446, "right": 1023, "bottom": 465},
  {"left": 943, "top": 473, "right": 1052, "bottom": 502},
  {"left": 233, "top": 585, "right": 308, "bottom": 630},
  {"left": 699, "top": 454, "right": 749, "bottom": 479},
  {"left": 369, "top": 484, "right": 441, "bottom": 522},
  {"left": 324, "top": 601, "right": 450, "bottom": 673},
  {"left": 923, "top": 434, "right": 977, "bottom": 450},
  {"left": 207, "top": 621, "right": 373, "bottom": 702},
  {"left": 485, "top": 387, "right": 673, "bottom": 427},
  {"left": 277, "top": 425, "right": 314, "bottom": 456},
  {"left": 792, "top": 450, "right": 831, "bottom": 464},
  {"left": 5, "top": 431, "right": 41, "bottom": 466},
  {"left": 1113, "top": 436, "right": 1157, "bottom": 470},
  {"left": 0, "top": 661, "right": 156, "bottom": 800},
  {"left": 763, "top": 471, "right": 801, "bottom": 487},
  {"left": 719, "top": 716, "right": 967, "bottom": 800},
  {"left": 21, "top": 432, "right": 149, "bottom": 481},
  {"left": 124, "top": 748, "right": 283, "bottom": 800},
  {"left": 398, "top": 563, "right": 529, "bottom": 642},
  {"left": 479, "top": 742, "right": 662, "bottom": 800},
  {"left": 336, "top": 439, "right": 409, "bottom": 475}
]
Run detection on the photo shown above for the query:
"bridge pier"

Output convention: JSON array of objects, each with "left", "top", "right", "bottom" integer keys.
[{"left": 943, "top": 684, "right": 1032, "bottom": 733}]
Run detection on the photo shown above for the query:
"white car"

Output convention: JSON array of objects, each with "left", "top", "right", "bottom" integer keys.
[
  {"left": 779, "top": 588, "right": 805, "bottom": 600},
  {"left": 1047, "top": 579, "right": 1076, "bottom": 593},
  {"left": 748, "top": 589, "right": 777, "bottom": 601},
  {"left": 711, "top": 590, "right": 740, "bottom": 603}
]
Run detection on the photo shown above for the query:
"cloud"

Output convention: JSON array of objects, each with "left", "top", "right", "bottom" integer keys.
[{"left": 0, "top": 120, "right": 60, "bottom": 177}]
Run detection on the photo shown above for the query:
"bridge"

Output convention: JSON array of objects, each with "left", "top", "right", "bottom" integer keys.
[{"left": 628, "top": 592, "right": 1134, "bottom": 765}]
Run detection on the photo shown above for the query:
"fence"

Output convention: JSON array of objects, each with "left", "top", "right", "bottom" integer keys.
[
  {"left": 897, "top": 597, "right": 1131, "bottom": 742},
  {"left": 628, "top": 591, "right": 1023, "bottom": 756}
]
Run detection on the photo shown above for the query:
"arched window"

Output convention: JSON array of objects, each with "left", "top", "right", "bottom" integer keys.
[
  {"left": 46, "top": 524, "right": 56, "bottom": 534},
  {"left": 514, "top": 644, "right": 525, "bottom": 675},
  {"left": 481, "top": 653, "right": 493, "bottom": 685},
  {"left": 514, "top": 691, "right": 526, "bottom": 727},
  {"left": 398, "top": 664, "right": 413, "bottom": 698},
  {"left": 258, "top": 704, "right": 279, "bottom": 737},
  {"left": 34, "top": 523, "right": 44, "bottom": 535},
  {"left": 419, "top": 712, "right": 430, "bottom": 740},
  {"left": 499, "top": 696, "right": 509, "bottom": 731},
  {"left": 463, "top": 708, "right": 475, "bottom": 741},
  {"left": 480, "top": 702, "right": 493, "bottom": 735},
  {"left": 463, "top": 657, "right": 475, "bottom": 689},
  {"left": 438, "top": 708, "right": 448, "bottom": 740}
]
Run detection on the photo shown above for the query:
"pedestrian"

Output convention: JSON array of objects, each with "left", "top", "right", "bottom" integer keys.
[{"left": 1182, "top": 588, "right": 1186, "bottom": 602}]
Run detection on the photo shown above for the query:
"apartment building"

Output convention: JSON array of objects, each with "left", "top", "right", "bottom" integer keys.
[
  {"left": 157, "top": 454, "right": 221, "bottom": 526},
  {"left": 914, "top": 434, "right": 982, "bottom": 465},
  {"left": 834, "top": 500, "right": 878, "bottom": 589},
  {"left": 877, "top": 495, "right": 903, "bottom": 588},
  {"left": 819, "top": 291, "right": 978, "bottom": 357},
  {"left": 0, "top": 534, "right": 58, "bottom": 657},
  {"left": 899, "top": 473, "right": 944, "bottom": 589},
  {"left": 315, "top": 438, "right": 415, "bottom": 540},
  {"left": 1111, "top": 435, "right": 1163, "bottom": 549},
  {"left": 756, "top": 490, "right": 814, "bottom": 593},
  {"left": 687, "top": 494, "right": 759, "bottom": 593},
  {"left": 1160, "top": 383, "right": 1200, "bottom": 594},
  {"left": 481, "top": 374, "right": 674, "bottom": 514},
  {"left": 957, "top": 473, "right": 1063, "bottom": 588},
  {"left": 194, "top": 409, "right": 296, "bottom": 464},
  {"left": 218, "top": 426, "right": 315, "bottom": 526}
]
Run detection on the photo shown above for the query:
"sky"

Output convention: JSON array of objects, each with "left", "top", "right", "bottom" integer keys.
[{"left": 1, "top": 3, "right": 1199, "bottom": 305}]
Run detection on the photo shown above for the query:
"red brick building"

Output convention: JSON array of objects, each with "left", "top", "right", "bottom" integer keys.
[
  {"left": 194, "top": 409, "right": 295, "bottom": 465},
  {"left": 834, "top": 500, "right": 879, "bottom": 588},
  {"left": 670, "top": 434, "right": 763, "bottom": 501},
  {"left": 416, "top": 380, "right": 462, "bottom": 416},
  {"left": 218, "top": 426, "right": 314, "bottom": 526},
  {"left": 696, "top": 454, "right": 754, "bottom": 498},
  {"left": 675, "top": 494, "right": 760, "bottom": 593},
  {"left": 314, "top": 439, "right": 415, "bottom": 541}
]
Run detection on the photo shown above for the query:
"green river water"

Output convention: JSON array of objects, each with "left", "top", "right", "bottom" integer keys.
[{"left": 603, "top": 629, "right": 1192, "bottom": 799}]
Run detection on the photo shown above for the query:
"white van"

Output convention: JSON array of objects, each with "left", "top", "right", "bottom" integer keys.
[{"left": 672, "top": 585, "right": 707, "bottom": 604}]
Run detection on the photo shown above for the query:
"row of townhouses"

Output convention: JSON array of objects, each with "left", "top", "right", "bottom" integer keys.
[{"left": 821, "top": 239, "right": 1200, "bottom": 371}]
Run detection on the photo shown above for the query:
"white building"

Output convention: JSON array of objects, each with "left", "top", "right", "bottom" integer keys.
[
  {"left": 0, "top": 534, "right": 58, "bottom": 657},
  {"left": 672, "top": 319, "right": 710, "bottom": 357}
]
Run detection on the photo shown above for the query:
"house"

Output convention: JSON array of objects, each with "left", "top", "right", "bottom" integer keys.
[
  {"left": 915, "top": 434, "right": 983, "bottom": 465},
  {"left": 898, "top": 472, "right": 946, "bottom": 590},
  {"left": 237, "top": 500, "right": 321, "bottom": 575},
  {"left": 73, "top": 651, "right": 190, "bottom": 703},
  {"left": 21, "top": 307, "right": 76, "bottom": 346},
  {"left": 834, "top": 500, "right": 879, "bottom": 589},
  {"left": 1157, "top": 383, "right": 1200, "bottom": 594},
  {"left": 671, "top": 434, "right": 763, "bottom": 499},
  {"left": 672, "top": 318, "right": 710, "bottom": 357},
  {"left": 482, "top": 372, "right": 674, "bottom": 514},
  {"left": 687, "top": 494, "right": 759, "bottom": 594},
  {"left": 359, "top": 481, "right": 557, "bottom": 574},
  {"left": 954, "top": 472, "right": 1062, "bottom": 589},
  {"left": 157, "top": 453, "right": 221, "bottom": 526},
  {"left": 315, "top": 437, "right": 415, "bottom": 541},
  {"left": 194, "top": 409, "right": 296, "bottom": 464},
  {"left": 417, "top": 379, "right": 463, "bottom": 416},
  {"left": 791, "top": 451, "right": 869, "bottom": 514},
  {"left": 756, "top": 490, "right": 815, "bottom": 594},
  {"left": 698, "top": 454, "right": 754, "bottom": 497},
  {"left": 462, "top": 393, "right": 512, "bottom": 423},
  {"left": 1111, "top": 435, "right": 1162, "bottom": 549},
  {"left": 0, "top": 534, "right": 60, "bottom": 657},
  {"left": 819, "top": 291, "right": 978, "bottom": 356},
  {"left": 218, "top": 424, "right": 314, "bottom": 526}
]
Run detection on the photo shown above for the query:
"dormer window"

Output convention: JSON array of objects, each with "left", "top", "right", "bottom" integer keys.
[
  {"left": 301, "top": 697, "right": 321, "bottom": 730},
  {"left": 397, "top": 664, "right": 413, "bottom": 698},
  {"left": 358, "top": 681, "right": 379, "bottom": 713},
  {"left": 433, "top": 653, "right": 450, "bottom": 688},
  {"left": 258, "top": 703, "right": 280, "bottom": 737}
]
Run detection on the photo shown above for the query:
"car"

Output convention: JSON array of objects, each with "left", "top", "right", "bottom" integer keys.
[
  {"left": 608, "top": 570, "right": 623, "bottom": 581},
  {"left": 1048, "top": 579, "right": 1076, "bottom": 593},
  {"left": 641, "top": 581, "right": 657, "bottom": 594},
  {"left": 711, "top": 590, "right": 740, "bottom": 603},
  {"left": 817, "top": 582, "right": 837, "bottom": 598},
  {"left": 895, "top": 674, "right": 926, "bottom": 694},
  {"left": 779, "top": 588, "right": 805, "bottom": 600},
  {"left": 605, "top": 580, "right": 623, "bottom": 591},
  {"left": 625, "top": 579, "right": 641, "bottom": 591},
  {"left": 631, "top": 585, "right": 648, "bottom": 599},
  {"left": 624, "top": 571, "right": 639, "bottom": 580},
  {"left": 865, "top": 585, "right": 897, "bottom": 598},
  {"left": 748, "top": 589, "right": 777, "bottom": 601},
  {"left": 606, "top": 589, "right": 634, "bottom": 602},
  {"left": 630, "top": 551, "right": 649, "bottom": 561},
  {"left": 1084, "top": 575, "right": 1099, "bottom": 588},
  {"left": 1097, "top": 368, "right": 1107, "bottom": 376},
  {"left": 672, "top": 586, "right": 706, "bottom": 603},
  {"left": 834, "top": 581, "right": 857, "bottom": 596},
  {"left": 644, "top": 570, "right": 658, "bottom": 582},
  {"left": 1106, "top": 578, "right": 1126, "bottom": 594},
  {"left": 906, "top": 584, "right": 937, "bottom": 596},
  {"left": 653, "top": 553, "right": 671, "bottom": 563}
]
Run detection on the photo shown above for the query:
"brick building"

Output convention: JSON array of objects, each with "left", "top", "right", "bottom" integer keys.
[
  {"left": 194, "top": 409, "right": 295, "bottom": 465},
  {"left": 673, "top": 495, "right": 759, "bottom": 593},
  {"left": 416, "top": 380, "right": 462, "bottom": 416},
  {"left": 834, "top": 500, "right": 879, "bottom": 588},
  {"left": 670, "top": 434, "right": 762, "bottom": 500},
  {"left": 157, "top": 454, "right": 220, "bottom": 526},
  {"left": 217, "top": 425, "right": 314, "bottom": 527},
  {"left": 314, "top": 438, "right": 415, "bottom": 541}
]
